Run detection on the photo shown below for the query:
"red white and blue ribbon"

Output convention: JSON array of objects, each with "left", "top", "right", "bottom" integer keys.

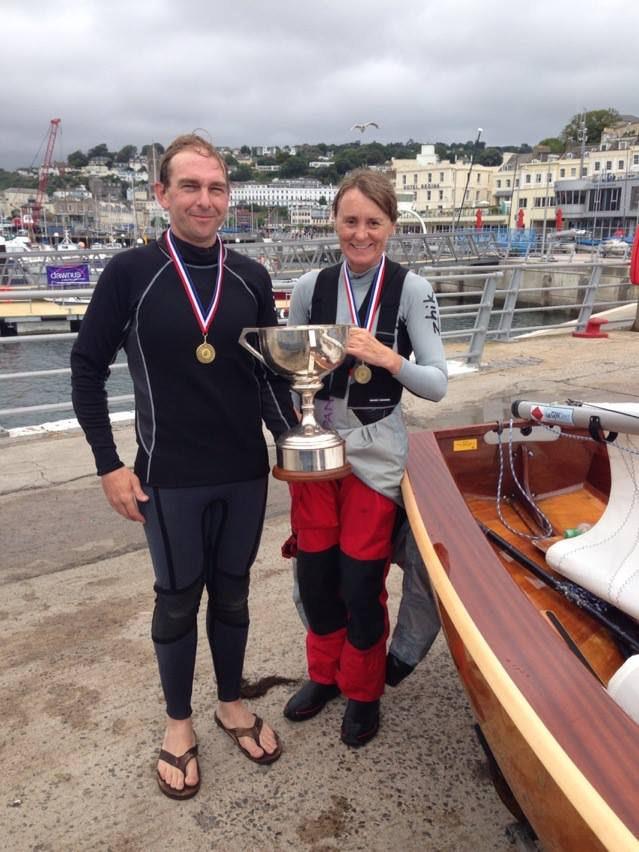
[
  {"left": 165, "top": 228, "right": 226, "bottom": 336},
  {"left": 342, "top": 255, "right": 386, "bottom": 331}
]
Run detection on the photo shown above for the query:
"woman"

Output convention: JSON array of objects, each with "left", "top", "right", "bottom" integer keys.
[{"left": 283, "top": 169, "right": 447, "bottom": 746}]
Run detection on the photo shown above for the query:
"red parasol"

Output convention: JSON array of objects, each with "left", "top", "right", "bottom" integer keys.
[
  {"left": 555, "top": 208, "right": 563, "bottom": 232},
  {"left": 516, "top": 209, "right": 525, "bottom": 229},
  {"left": 630, "top": 226, "right": 639, "bottom": 286},
  {"left": 475, "top": 209, "right": 484, "bottom": 230}
]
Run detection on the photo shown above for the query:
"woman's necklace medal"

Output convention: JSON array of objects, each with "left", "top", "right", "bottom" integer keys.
[
  {"left": 343, "top": 256, "right": 386, "bottom": 385},
  {"left": 352, "top": 362, "right": 373, "bottom": 384},
  {"left": 166, "top": 228, "right": 225, "bottom": 364}
]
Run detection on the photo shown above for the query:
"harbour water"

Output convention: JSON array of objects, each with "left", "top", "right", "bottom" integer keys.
[{"left": 0, "top": 307, "right": 575, "bottom": 432}]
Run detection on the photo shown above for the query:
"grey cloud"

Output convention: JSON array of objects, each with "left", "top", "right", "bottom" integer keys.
[{"left": 1, "top": 0, "right": 638, "bottom": 168}]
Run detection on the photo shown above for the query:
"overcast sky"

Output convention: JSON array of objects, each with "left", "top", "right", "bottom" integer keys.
[{"left": 2, "top": 0, "right": 638, "bottom": 169}]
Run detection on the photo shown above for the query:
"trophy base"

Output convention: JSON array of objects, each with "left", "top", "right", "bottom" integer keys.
[
  {"left": 272, "top": 462, "right": 351, "bottom": 482},
  {"left": 273, "top": 425, "right": 350, "bottom": 481}
]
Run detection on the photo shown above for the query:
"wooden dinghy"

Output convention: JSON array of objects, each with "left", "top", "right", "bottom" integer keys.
[{"left": 403, "top": 401, "right": 639, "bottom": 851}]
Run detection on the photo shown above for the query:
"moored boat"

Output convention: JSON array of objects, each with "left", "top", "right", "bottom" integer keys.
[{"left": 403, "top": 401, "right": 639, "bottom": 850}]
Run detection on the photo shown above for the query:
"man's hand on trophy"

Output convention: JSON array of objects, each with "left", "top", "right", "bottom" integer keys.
[{"left": 346, "top": 328, "right": 403, "bottom": 376}]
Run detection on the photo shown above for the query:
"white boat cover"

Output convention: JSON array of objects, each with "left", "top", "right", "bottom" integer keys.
[{"left": 514, "top": 401, "right": 639, "bottom": 620}]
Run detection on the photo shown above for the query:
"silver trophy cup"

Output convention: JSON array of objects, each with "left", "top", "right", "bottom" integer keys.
[{"left": 239, "top": 324, "right": 352, "bottom": 481}]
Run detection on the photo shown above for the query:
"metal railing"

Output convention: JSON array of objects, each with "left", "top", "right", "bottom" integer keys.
[
  {"left": 0, "top": 231, "right": 502, "bottom": 290},
  {"left": 0, "top": 256, "right": 635, "bottom": 430}
]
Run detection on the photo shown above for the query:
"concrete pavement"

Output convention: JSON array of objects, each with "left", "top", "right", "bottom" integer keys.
[{"left": 2, "top": 329, "right": 638, "bottom": 851}]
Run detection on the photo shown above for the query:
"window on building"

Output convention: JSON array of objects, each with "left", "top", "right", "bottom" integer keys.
[
  {"left": 439, "top": 172, "right": 444, "bottom": 182},
  {"left": 535, "top": 173, "right": 542, "bottom": 183},
  {"left": 439, "top": 190, "right": 444, "bottom": 200},
  {"left": 571, "top": 168, "right": 577, "bottom": 176},
  {"left": 634, "top": 154, "right": 639, "bottom": 166},
  {"left": 606, "top": 161, "right": 612, "bottom": 171},
  {"left": 594, "top": 161, "right": 601, "bottom": 171},
  {"left": 497, "top": 179, "right": 502, "bottom": 188},
  {"left": 525, "top": 174, "right": 531, "bottom": 184},
  {"left": 413, "top": 174, "right": 418, "bottom": 184},
  {"left": 515, "top": 178, "right": 520, "bottom": 188},
  {"left": 477, "top": 173, "right": 481, "bottom": 183},
  {"left": 427, "top": 173, "right": 432, "bottom": 182},
  {"left": 426, "top": 190, "right": 431, "bottom": 201},
  {"left": 630, "top": 186, "right": 639, "bottom": 209},
  {"left": 560, "top": 168, "right": 565, "bottom": 177},
  {"left": 619, "top": 160, "right": 625, "bottom": 170},
  {"left": 589, "top": 187, "right": 621, "bottom": 212},
  {"left": 519, "top": 198, "right": 528, "bottom": 208},
  {"left": 402, "top": 175, "right": 406, "bottom": 185}
]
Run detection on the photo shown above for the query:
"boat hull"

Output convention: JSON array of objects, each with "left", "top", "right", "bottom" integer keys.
[{"left": 403, "top": 425, "right": 639, "bottom": 851}]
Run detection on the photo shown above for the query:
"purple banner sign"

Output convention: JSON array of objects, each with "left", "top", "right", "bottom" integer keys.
[{"left": 46, "top": 263, "right": 90, "bottom": 288}]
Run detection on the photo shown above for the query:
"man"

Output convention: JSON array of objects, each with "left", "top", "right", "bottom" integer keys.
[{"left": 71, "top": 134, "right": 297, "bottom": 799}]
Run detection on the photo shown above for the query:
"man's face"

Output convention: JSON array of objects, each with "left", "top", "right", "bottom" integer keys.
[{"left": 155, "top": 149, "right": 229, "bottom": 247}]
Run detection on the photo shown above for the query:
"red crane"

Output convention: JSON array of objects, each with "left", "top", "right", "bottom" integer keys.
[{"left": 30, "top": 118, "right": 61, "bottom": 236}]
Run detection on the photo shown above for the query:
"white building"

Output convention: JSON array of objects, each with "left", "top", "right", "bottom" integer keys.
[{"left": 230, "top": 180, "right": 335, "bottom": 207}]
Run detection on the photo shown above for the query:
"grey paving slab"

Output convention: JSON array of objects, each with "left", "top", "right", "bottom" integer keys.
[{"left": 2, "top": 329, "right": 638, "bottom": 850}]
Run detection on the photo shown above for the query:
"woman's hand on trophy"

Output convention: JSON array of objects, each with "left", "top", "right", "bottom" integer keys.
[{"left": 347, "top": 327, "right": 403, "bottom": 375}]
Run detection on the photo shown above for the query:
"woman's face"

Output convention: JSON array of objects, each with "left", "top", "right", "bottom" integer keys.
[{"left": 334, "top": 188, "right": 395, "bottom": 273}]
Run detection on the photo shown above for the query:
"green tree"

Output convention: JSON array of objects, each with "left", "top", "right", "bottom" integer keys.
[
  {"left": 279, "top": 156, "right": 308, "bottom": 178},
  {"left": 87, "top": 143, "right": 112, "bottom": 161},
  {"left": 230, "top": 164, "right": 254, "bottom": 182},
  {"left": 0, "top": 169, "right": 37, "bottom": 192},
  {"left": 141, "top": 143, "right": 164, "bottom": 158},
  {"left": 562, "top": 109, "right": 620, "bottom": 145},
  {"left": 334, "top": 150, "right": 366, "bottom": 175},
  {"left": 538, "top": 137, "right": 565, "bottom": 154},
  {"left": 476, "top": 148, "right": 503, "bottom": 166},
  {"left": 240, "top": 145, "right": 251, "bottom": 155},
  {"left": 67, "top": 150, "right": 89, "bottom": 168},
  {"left": 116, "top": 144, "right": 138, "bottom": 163}
]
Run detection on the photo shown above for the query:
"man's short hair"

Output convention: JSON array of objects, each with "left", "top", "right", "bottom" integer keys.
[{"left": 158, "top": 134, "right": 229, "bottom": 188}]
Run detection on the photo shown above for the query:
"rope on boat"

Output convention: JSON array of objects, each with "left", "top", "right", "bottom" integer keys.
[
  {"left": 496, "top": 419, "right": 554, "bottom": 540},
  {"left": 496, "top": 418, "right": 639, "bottom": 543}
]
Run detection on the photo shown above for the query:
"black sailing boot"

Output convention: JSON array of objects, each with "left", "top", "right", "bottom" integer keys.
[{"left": 283, "top": 681, "right": 340, "bottom": 722}]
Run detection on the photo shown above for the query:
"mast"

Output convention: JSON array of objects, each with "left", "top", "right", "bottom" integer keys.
[{"left": 453, "top": 128, "right": 483, "bottom": 232}]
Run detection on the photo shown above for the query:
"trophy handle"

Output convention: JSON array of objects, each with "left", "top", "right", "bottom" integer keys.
[{"left": 238, "top": 327, "right": 266, "bottom": 365}]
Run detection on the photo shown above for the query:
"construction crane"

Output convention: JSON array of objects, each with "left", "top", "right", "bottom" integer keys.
[{"left": 29, "top": 118, "right": 61, "bottom": 239}]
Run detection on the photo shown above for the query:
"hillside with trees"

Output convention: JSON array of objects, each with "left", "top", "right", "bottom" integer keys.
[{"left": 2, "top": 109, "right": 628, "bottom": 198}]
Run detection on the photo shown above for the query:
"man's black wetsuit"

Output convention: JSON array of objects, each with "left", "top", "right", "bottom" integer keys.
[
  {"left": 71, "top": 233, "right": 297, "bottom": 717},
  {"left": 72, "top": 233, "right": 295, "bottom": 484}
]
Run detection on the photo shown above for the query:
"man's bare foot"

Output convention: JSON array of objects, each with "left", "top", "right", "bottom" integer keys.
[
  {"left": 157, "top": 717, "right": 199, "bottom": 791},
  {"left": 215, "top": 699, "right": 279, "bottom": 760}
]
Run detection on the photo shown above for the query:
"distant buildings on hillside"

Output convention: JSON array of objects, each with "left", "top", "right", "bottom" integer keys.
[
  {"left": 392, "top": 117, "right": 639, "bottom": 238},
  {"left": 2, "top": 120, "right": 638, "bottom": 241}
]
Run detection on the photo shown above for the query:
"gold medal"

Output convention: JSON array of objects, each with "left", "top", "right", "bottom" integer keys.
[
  {"left": 353, "top": 362, "right": 372, "bottom": 384},
  {"left": 196, "top": 342, "right": 216, "bottom": 364}
]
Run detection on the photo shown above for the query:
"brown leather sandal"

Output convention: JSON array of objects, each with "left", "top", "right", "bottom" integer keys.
[
  {"left": 156, "top": 744, "right": 200, "bottom": 800},
  {"left": 214, "top": 712, "right": 282, "bottom": 765}
]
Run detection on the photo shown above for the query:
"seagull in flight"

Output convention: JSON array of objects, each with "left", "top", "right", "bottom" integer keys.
[{"left": 351, "top": 121, "right": 379, "bottom": 133}]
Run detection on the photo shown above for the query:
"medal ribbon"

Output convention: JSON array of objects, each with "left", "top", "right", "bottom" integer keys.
[
  {"left": 342, "top": 255, "right": 386, "bottom": 332},
  {"left": 165, "top": 228, "right": 225, "bottom": 336}
]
